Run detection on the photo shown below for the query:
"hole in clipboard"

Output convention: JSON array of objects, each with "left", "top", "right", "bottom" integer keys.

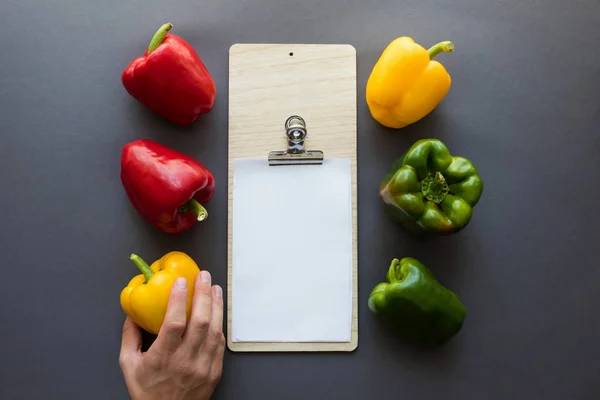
[{"left": 289, "top": 52, "right": 294, "bottom": 56}]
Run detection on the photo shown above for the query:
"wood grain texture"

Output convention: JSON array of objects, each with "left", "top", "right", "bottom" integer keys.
[{"left": 227, "top": 43, "right": 358, "bottom": 352}]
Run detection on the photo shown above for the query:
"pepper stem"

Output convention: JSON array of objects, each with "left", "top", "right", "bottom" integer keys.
[
  {"left": 178, "top": 199, "right": 208, "bottom": 221},
  {"left": 421, "top": 172, "right": 450, "bottom": 204},
  {"left": 427, "top": 41, "right": 454, "bottom": 59},
  {"left": 147, "top": 23, "right": 173, "bottom": 54},
  {"left": 386, "top": 258, "right": 403, "bottom": 284},
  {"left": 130, "top": 254, "right": 154, "bottom": 283},
  {"left": 429, "top": 172, "right": 446, "bottom": 193}
]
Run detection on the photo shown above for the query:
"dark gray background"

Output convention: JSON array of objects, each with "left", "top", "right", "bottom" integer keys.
[{"left": 1, "top": 0, "right": 599, "bottom": 399}]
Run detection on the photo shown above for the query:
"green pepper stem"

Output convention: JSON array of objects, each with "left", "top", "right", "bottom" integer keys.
[
  {"left": 130, "top": 254, "right": 154, "bottom": 283},
  {"left": 386, "top": 258, "right": 403, "bottom": 283},
  {"left": 427, "top": 41, "right": 454, "bottom": 59},
  {"left": 421, "top": 172, "right": 450, "bottom": 204},
  {"left": 429, "top": 172, "right": 446, "bottom": 193},
  {"left": 147, "top": 23, "right": 173, "bottom": 54},
  {"left": 179, "top": 198, "right": 208, "bottom": 221}
]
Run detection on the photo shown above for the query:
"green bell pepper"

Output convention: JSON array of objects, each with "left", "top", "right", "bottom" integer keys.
[
  {"left": 379, "top": 139, "right": 483, "bottom": 235},
  {"left": 368, "top": 257, "right": 466, "bottom": 346}
]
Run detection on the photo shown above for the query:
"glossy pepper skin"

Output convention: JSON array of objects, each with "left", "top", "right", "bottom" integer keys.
[
  {"left": 368, "top": 257, "right": 466, "bottom": 346},
  {"left": 120, "top": 252, "right": 200, "bottom": 335},
  {"left": 379, "top": 139, "right": 483, "bottom": 235},
  {"left": 121, "top": 23, "right": 216, "bottom": 125},
  {"left": 366, "top": 37, "right": 454, "bottom": 129},
  {"left": 120, "top": 139, "right": 215, "bottom": 234}
]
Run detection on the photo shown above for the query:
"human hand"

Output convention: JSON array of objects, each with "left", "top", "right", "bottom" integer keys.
[{"left": 119, "top": 270, "right": 225, "bottom": 400}]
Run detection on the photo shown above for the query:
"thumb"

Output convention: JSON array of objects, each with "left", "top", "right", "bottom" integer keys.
[{"left": 119, "top": 316, "right": 142, "bottom": 371}]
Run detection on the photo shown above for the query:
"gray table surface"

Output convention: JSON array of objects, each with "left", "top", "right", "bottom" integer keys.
[{"left": 1, "top": 0, "right": 599, "bottom": 399}]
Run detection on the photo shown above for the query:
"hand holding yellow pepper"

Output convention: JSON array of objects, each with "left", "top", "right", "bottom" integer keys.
[
  {"left": 366, "top": 37, "right": 454, "bottom": 129},
  {"left": 120, "top": 251, "right": 200, "bottom": 334}
]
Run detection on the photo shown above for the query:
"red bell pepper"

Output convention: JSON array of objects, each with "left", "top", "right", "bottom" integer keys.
[
  {"left": 121, "top": 22, "right": 216, "bottom": 125},
  {"left": 120, "top": 139, "right": 215, "bottom": 234}
]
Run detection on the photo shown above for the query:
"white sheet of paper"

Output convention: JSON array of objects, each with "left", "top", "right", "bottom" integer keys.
[{"left": 231, "top": 158, "right": 353, "bottom": 342}]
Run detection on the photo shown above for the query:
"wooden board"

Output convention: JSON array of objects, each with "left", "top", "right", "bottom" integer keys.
[{"left": 227, "top": 43, "right": 358, "bottom": 352}]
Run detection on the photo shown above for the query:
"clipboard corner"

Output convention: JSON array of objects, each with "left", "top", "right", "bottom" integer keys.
[{"left": 228, "top": 42, "right": 245, "bottom": 55}]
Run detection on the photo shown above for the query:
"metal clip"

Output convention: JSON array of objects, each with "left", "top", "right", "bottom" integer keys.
[{"left": 268, "top": 116, "right": 324, "bottom": 166}]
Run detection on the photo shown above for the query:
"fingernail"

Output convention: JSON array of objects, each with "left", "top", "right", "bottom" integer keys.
[
  {"left": 201, "top": 270, "right": 211, "bottom": 285},
  {"left": 176, "top": 277, "right": 187, "bottom": 291},
  {"left": 213, "top": 285, "right": 222, "bottom": 299}
]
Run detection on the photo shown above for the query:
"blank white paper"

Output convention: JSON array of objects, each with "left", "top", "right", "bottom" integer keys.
[{"left": 231, "top": 158, "right": 353, "bottom": 342}]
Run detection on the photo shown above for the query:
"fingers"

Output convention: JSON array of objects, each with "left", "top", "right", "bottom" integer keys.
[
  {"left": 209, "top": 285, "right": 225, "bottom": 348},
  {"left": 183, "top": 271, "right": 213, "bottom": 351},
  {"left": 153, "top": 277, "right": 189, "bottom": 355},
  {"left": 204, "top": 286, "right": 225, "bottom": 388},
  {"left": 119, "top": 316, "right": 142, "bottom": 371}
]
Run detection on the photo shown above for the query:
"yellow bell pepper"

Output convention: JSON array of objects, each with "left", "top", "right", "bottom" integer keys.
[
  {"left": 120, "top": 251, "right": 200, "bottom": 334},
  {"left": 366, "top": 37, "right": 454, "bottom": 129}
]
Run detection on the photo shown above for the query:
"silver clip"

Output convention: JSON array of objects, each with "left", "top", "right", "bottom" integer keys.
[{"left": 268, "top": 116, "right": 324, "bottom": 166}]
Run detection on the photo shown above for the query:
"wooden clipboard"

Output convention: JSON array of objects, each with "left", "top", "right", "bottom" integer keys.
[{"left": 227, "top": 43, "right": 358, "bottom": 352}]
